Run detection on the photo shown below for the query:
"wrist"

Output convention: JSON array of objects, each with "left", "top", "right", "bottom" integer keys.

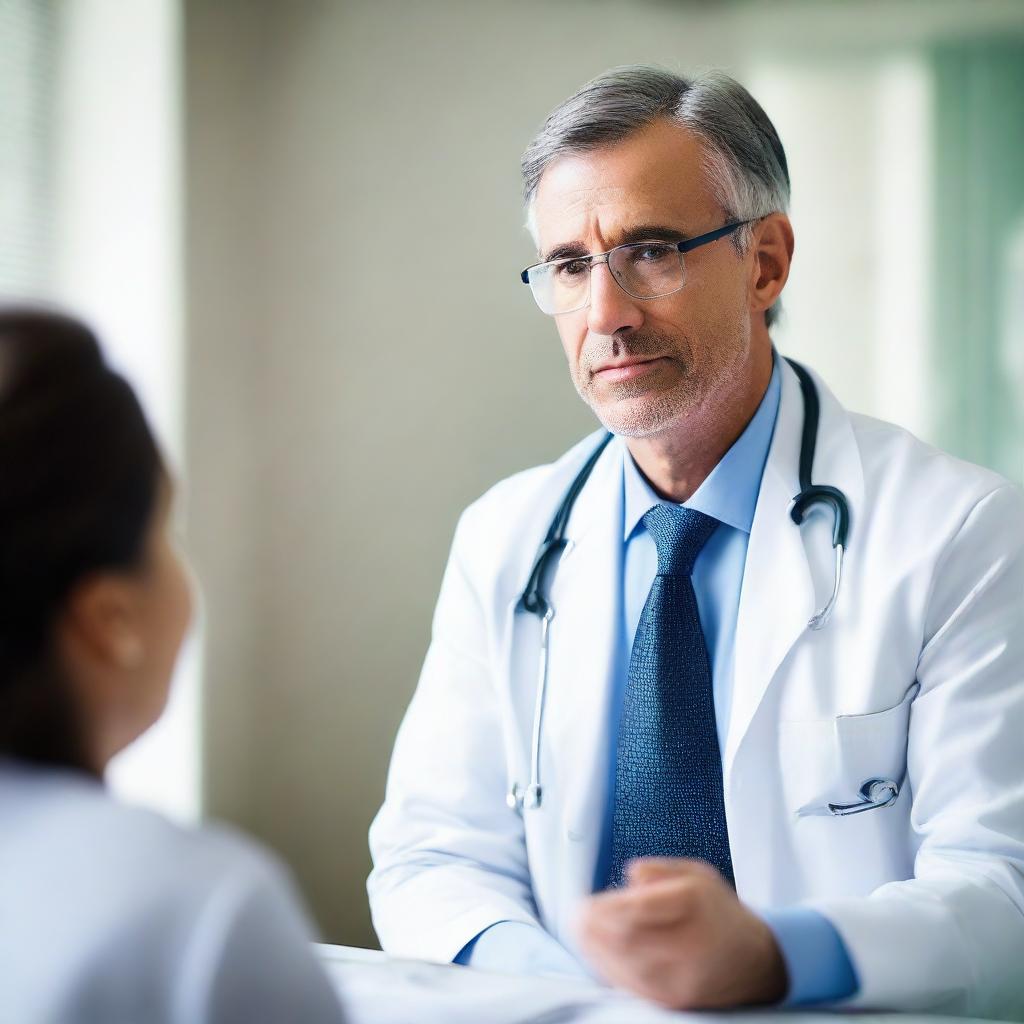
[{"left": 743, "top": 914, "right": 789, "bottom": 1005}]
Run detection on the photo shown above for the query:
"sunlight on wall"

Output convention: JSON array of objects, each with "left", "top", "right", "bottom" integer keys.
[
  {"left": 747, "top": 55, "right": 933, "bottom": 443},
  {"left": 872, "top": 58, "right": 932, "bottom": 442},
  {"left": 51, "top": 0, "right": 198, "bottom": 823}
]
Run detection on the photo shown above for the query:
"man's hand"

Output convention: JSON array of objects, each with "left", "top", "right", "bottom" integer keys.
[{"left": 577, "top": 858, "right": 788, "bottom": 1009}]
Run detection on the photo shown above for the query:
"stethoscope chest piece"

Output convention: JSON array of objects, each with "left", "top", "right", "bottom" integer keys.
[{"left": 828, "top": 777, "right": 900, "bottom": 816}]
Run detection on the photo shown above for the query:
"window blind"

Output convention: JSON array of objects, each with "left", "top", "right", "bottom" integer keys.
[{"left": 0, "top": 0, "right": 56, "bottom": 297}]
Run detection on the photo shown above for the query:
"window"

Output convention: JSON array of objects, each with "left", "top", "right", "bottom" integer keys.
[
  {"left": 0, "top": 0, "right": 56, "bottom": 296},
  {"left": 1, "top": 0, "right": 198, "bottom": 822}
]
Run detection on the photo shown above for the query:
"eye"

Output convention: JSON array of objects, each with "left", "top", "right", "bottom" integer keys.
[
  {"left": 630, "top": 242, "right": 676, "bottom": 263},
  {"left": 553, "top": 257, "right": 590, "bottom": 279}
]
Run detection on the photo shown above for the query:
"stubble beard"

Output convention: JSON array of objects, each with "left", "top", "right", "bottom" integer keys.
[{"left": 572, "top": 328, "right": 707, "bottom": 438}]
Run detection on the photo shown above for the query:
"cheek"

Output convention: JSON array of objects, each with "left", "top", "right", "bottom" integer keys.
[
  {"left": 168, "top": 556, "right": 194, "bottom": 643},
  {"left": 663, "top": 276, "right": 747, "bottom": 359},
  {"left": 152, "top": 547, "right": 194, "bottom": 660},
  {"left": 555, "top": 316, "right": 587, "bottom": 370}
]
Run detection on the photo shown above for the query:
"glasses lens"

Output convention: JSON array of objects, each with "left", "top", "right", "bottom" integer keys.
[
  {"left": 609, "top": 242, "right": 684, "bottom": 299},
  {"left": 528, "top": 257, "right": 590, "bottom": 315}
]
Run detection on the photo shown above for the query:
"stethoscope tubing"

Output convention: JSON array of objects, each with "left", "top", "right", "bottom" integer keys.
[{"left": 508, "top": 358, "right": 851, "bottom": 812}]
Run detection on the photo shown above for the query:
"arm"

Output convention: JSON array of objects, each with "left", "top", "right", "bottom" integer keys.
[
  {"left": 814, "top": 484, "right": 1024, "bottom": 1018},
  {"left": 367, "top": 507, "right": 545, "bottom": 963},
  {"left": 762, "top": 907, "right": 858, "bottom": 1005},
  {"left": 455, "top": 921, "right": 591, "bottom": 978}
]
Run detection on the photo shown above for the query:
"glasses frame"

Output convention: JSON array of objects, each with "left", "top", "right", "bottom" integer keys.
[{"left": 520, "top": 219, "right": 753, "bottom": 316}]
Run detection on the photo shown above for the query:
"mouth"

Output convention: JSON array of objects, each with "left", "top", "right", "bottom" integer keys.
[{"left": 592, "top": 356, "right": 668, "bottom": 383}]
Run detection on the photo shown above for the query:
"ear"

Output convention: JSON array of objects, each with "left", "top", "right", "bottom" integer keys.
[
  {"left": 748, "top": 213, "right": 794, "bottom": 320},
  {"left": 61, "top": 574, "right": 145, "bottom": 672}
]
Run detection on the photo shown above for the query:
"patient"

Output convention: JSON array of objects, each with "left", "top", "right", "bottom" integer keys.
[{"left": 0, "top": 309, "right": 345, "bottom": 1022}]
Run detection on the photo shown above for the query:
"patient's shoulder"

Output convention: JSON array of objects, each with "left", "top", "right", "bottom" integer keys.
[
  {"left": 0, "top": 763, "right": 338, "bottom": 1021},
  {"left": 0, "top": 763, "right": 294, "bottom": 930}
]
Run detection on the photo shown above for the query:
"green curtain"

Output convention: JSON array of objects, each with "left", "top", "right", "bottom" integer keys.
[{"left": 931, "top": 40, "right": 1024, "bottom": 485}]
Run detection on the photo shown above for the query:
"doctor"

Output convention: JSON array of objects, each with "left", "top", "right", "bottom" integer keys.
[{"left": 368, "top": 67, "right": 1024, "bottom": 1017}]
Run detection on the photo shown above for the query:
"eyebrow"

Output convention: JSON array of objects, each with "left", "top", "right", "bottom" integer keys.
[{"left": 540, "top": 224, "right": 693, "bottom": 264}]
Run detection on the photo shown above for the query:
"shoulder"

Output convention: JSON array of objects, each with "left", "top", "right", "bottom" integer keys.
[
  {"left": 113, "top": 819, "right": 339, "bottom": 1021},
  {"left": 842, "top": 411, "right": 1024, "bottom": 641},
  {"left": 0, "top": 765, "right": 302, "bottom": 926},
  {"left": 115, "top": 814, "right": 305, "bottom": 936},
  {"left": 152, "top": 819, "right": 295, "bottom": 900},
  {"left": 0, "top": 771, "right": 333, "bottom": 1021},
  {"left": 167, "top": 826, "right": 344, "bottom": 1022},
  {"left": 440, "top": 428, "right": 614, "bottom": 601},
  {"left": 848, "top": 410, "right": 1023, "bottom": 537},
  {"left": 29, "top": 771, "right": 283, "bottom": 883},
  {"left": 455, "top": 427, "right": 611, "bottom": 544}
]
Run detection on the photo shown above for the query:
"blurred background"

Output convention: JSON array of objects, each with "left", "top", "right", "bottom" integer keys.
[{"left": 2, "top": 0, "right": 1023, "bottom": 948}]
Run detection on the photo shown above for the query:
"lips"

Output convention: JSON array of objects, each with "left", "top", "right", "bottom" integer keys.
[{"left": 593, "top": 356, "right": 667, "bottom": 383}]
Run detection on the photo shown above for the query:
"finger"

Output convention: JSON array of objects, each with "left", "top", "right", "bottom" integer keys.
[
  {"left": 577, "top": 890, "right": 636, "bottom": 947},
  {"left": 627, "top": 857, "right": 722, "bottom": 887},
  {"left": 579, "top": 921, "right": 699, "bottom": 1008},
  {"left": 582, "top": 877, "right": 698, "bottom": 935},
  {"left": 578, "top": 911, "right": 676, "bottom": 980},
  {"left": 579, "top": 937, "right": 640, "bottom": 993}
]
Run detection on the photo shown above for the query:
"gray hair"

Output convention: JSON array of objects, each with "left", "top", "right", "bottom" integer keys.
[{"left": 522, "top": 66, "right": 791, "bottom": 327}]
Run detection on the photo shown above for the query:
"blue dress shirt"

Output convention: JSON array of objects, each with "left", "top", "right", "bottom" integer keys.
[{"left": 457, "top": 361, "right": 858, "bottom": 1005}]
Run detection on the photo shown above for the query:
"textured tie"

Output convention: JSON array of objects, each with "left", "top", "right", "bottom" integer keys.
[{"left": 607, "top": 503, "right": 735, "bottom": 888}]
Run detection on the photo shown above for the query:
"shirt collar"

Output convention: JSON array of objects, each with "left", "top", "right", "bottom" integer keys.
[{"left": 623, "top": 356, "right": 782, "bottom": 540}]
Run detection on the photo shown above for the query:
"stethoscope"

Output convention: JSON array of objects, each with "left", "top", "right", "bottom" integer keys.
[{"left": 507, "top": 357, "right": 851, "bottom": 814}]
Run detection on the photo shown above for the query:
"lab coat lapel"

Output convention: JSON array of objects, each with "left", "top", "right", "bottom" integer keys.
[
  {"left": 724, "top": 360, "right": 864, "bottom": 774},
  {"left": 541, "top": 437, "right": 623, "bottom": 905}
]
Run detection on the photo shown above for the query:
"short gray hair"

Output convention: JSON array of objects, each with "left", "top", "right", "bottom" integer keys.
[{"left": 521, "top": 66, "right": 791, "bottom": 327}]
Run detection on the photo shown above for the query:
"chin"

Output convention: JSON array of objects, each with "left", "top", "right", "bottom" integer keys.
[{"left": 591, "top": 391, "right": 690, "bottom": 439}]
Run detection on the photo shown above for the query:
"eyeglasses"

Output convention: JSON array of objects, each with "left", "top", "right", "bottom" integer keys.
[{"left": 520, "top": 220, "right": 751, "bottom": 316}]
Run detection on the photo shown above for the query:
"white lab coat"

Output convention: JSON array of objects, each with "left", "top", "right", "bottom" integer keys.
[
  {"left": 368, "top": 359, "right": 1024, "bottom": 1019},
  {"left": 0, "top": 762, "right": 345, "bottom": 1024}
]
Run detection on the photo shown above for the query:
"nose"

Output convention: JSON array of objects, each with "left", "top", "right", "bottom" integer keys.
[{"left": 586, "top": 260, "right": 644, "bottom": 337}]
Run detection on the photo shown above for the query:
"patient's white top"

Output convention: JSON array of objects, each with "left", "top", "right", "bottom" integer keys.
[{"left": 0, "top": 762, "right": 345, "bottom": 1023}]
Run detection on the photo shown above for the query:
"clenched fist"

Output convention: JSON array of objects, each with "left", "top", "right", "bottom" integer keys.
[{"left": 577, "top": 858, "right": 788, "bottom": 1009}]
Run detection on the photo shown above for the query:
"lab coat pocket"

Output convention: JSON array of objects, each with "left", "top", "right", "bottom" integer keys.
[
  {"left": 832, "top": 682, "right": 918, "bottom": 795},
  {"left": 784, "top": 682, "right": 918, "bottom": 819}
]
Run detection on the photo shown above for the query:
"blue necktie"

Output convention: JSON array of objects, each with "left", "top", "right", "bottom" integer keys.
[{"left": 607, "top": 503, "right": 735, "bottom": 888}]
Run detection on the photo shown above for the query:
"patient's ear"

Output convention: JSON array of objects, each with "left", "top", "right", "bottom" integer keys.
[{"left": 60, "top": 574, "right": 145, "bottom": 674}]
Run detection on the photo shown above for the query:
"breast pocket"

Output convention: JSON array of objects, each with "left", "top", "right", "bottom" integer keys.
[{"left": 780, "top": 682, "right": 918, "bottom": 818}]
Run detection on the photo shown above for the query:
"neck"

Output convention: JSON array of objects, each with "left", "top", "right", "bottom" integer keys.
[{"left": 625, "top": 344, "right": 773, "bottom": 503}]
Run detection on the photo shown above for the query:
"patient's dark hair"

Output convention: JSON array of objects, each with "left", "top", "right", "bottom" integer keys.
[{"left": 0, "top": 308, "right": 162, "bottom": 770}]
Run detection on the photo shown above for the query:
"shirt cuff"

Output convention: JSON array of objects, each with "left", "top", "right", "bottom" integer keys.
[
  {"left": 454, "top": 920, "right": 588, "bottom": 978},
  {"left": 761, "top": 907, "right": 860, "bottom": 1006}
]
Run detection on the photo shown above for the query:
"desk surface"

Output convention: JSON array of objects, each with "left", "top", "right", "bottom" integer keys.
[{"left": 315, "top": 944, "right": 989, "bottom": 1024}]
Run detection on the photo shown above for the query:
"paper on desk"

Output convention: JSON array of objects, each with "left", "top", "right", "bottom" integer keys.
[
  {"left": 316, "top": 945, "right": 702, "bottom": 1024},
  {"left": 316, "top": 947, "right": 969, "bottom": 1024}
]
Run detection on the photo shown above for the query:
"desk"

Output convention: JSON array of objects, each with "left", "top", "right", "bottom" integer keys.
[{"left": 316, "top": 945, "right": 988, "bottom": 1024}]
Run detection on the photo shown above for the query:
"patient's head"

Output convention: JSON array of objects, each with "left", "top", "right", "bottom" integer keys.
[{"left": 0, "top": 308, "right": 193, "bottom": 776}]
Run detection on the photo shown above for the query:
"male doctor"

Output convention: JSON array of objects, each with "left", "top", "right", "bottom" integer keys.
[{"left": 368, "top": 67, "right": 1024, "bottom": 1017}]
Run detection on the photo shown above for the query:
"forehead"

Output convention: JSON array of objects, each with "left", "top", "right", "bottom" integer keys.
[{"left": 531, "top": 118, "right": 720, "bottom": 251}]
